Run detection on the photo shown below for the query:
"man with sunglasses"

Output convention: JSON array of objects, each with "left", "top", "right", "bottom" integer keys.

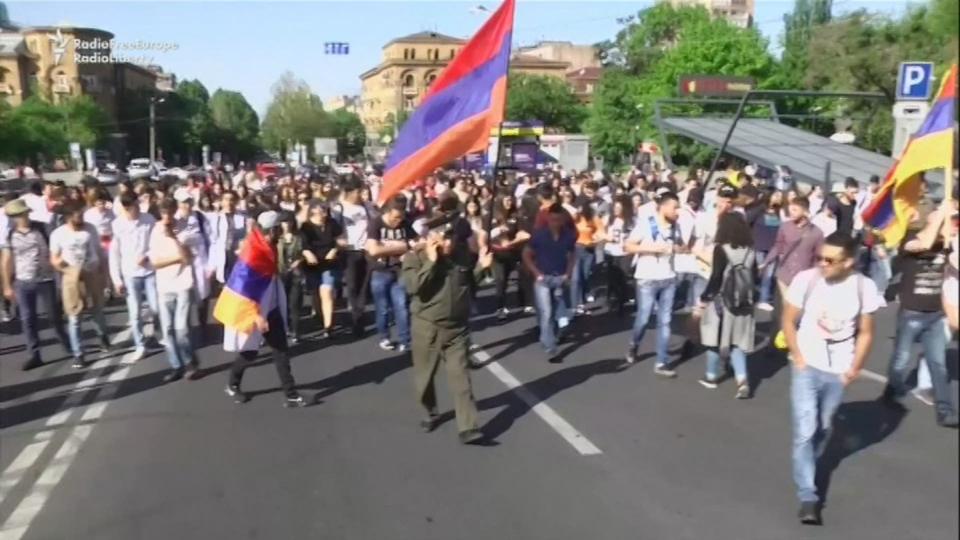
[{"left": 782, "top": 232, "right": 884, "bottom": 525}]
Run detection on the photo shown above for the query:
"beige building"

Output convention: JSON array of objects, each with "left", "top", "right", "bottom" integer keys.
[
  {"left": 566, "top": 67, "right": 603, "bottom": 104},
  {"left": 666, "top": 0, "right": 754, "bottom": 28},
  {"left": 517, "top": 41, "right": 600, "bottom": 73},
  {"left": 326, "top": 94, "right": 361, "bottom": 115},
  {"left": 0, "top": 25, "right": 162, "bottom": 123},
  {"left": 359, "top": 31, "right": 572, "bottom": 136}
]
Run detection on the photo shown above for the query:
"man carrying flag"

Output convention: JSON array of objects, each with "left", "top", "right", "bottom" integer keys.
[{"left": 215, "top": 210, "right": 307, "bottom": 407}]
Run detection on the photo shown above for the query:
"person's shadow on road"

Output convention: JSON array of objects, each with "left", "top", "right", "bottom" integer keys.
[{"left": 815, "top": 398, "right": 907, "bottom": 511}]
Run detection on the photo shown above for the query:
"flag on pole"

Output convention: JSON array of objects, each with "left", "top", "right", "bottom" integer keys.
[
  {"left": 862, "top": 63, "right": 957, "bottom": 248},
  {"left": 213, "top": 227, "right": 278, "bottom": 333},
  {"left": 378, "top": 0, "right": 516, "bottom": 204}
]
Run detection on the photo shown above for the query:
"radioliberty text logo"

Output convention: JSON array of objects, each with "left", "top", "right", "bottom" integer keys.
[{"left": 47, "top": 28, "right": 68, "bottom": 66}]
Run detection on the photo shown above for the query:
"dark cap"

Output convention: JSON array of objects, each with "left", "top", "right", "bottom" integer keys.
[{"left": 717, "top": 183, "right": 739, "bottom": 199}]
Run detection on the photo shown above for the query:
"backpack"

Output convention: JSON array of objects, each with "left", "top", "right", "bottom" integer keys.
[{"left": 720, "top": 245, "right": 756, "bottom": 315}]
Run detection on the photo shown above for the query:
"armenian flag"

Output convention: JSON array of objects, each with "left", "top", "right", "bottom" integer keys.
[
  {"left": 862, "top": 63, "right": 957, "bottom": 248},
  {"left": 378, "top": 0, "right": 516, "bottom": 204},
  {"left": 213, "top": 227, "right": 278, "bottom": 333}
]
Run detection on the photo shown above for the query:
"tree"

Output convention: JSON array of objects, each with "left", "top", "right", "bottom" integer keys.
[
  {"left": 780, "top": 0, "right": 832, "bottom": 88},
  {"left": 506, "top": 74, "right": 587, "bottom": 133},
  {"left": 260, "top": 71, "right": 332, "bottom": 156},
  {"left": 174, "top": 79, "right": 217, "bottom": 159},
  {"left": 209, "top": 89, "right": 260, "bottom": 162},
  {"left": 805, "top": 6, "right": 954, "bottom": 153},
  {"left": 586, "top": 4, "right": 777, "bottom": 165},
  {"left": 379, "top": 110, "right": 410, "bottom": 141},
  {"left": 329, "top": 108, "right": 366, "bottom": 160},
  {"left": 0, "top": 96, "right": 109, "bottom": 165}
]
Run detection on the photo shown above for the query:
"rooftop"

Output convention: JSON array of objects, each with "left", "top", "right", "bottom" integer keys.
[{"left": 384, "top": 31, "right": 465, "bottom": 48}]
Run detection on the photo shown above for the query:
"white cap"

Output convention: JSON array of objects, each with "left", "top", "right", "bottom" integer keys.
[
  {"left": 257, "top": 210, "right": 279, "bottom": 230},
  {"left": 744, "top": 165, "right": 757, "bottom": 176},
  {"left": 173, "top": 188, "right": 192, "bottom": 203}
]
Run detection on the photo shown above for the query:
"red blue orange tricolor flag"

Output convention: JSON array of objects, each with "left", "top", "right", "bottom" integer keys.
[
  {"left": 862, "top": 63, "right": 957, "bottom": 248},
  {"left": 213, "top": 227, "right": 277, "bottom": 333},
  {"left": 378, "top": 0, "right": 516, "bottom": 204}
]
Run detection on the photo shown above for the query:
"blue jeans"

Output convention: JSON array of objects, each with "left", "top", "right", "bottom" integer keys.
[
  {"left": 705, "top": 347, "right": 748, "bottom": 382},
  {"left": 631, "top": 279, "right": 676, "bottom": 366},
  {"left": 570, "top": 245, "right": 594, "bottom": 307},
  {"left": 791, "top": 365, "right": 845, "bottom": 504},
  {"left": 13, "top": 280, "right": 69, "bottom": 361},
  {"left": 67, "top": 307, "right": 109, "bottom": 358},
  {"left": 677, "top": 273, "right": 706, "bottom": 310},
  {"left": 887, "top": 309, "right": 955, "bottom": 416},
  {"left": 869, "top": 253, "right": 892, "bottom": 296},
  {"left": 755, "top": 251, "right": 776, "bottom": 304},
  {"left": 157, "top": 290, "right": 194, "bottom": 370},
  {"left": 123, "top": 274, "right": 159, "bottom": 350},
  {"left": 534, "top": 275, "right": 570, "bottom": 354},
  {"left": 369, "top": 269, "right": 409, "bottom": 347}
]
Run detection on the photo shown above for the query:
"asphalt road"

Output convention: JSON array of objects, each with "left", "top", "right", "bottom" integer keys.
[{"left": 0, "top": 288, "right": 957, "bottom": 540}]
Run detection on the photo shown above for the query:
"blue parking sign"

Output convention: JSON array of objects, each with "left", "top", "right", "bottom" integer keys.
[{"left": 896, "top": 62, "right": 934, "bottom": 101}]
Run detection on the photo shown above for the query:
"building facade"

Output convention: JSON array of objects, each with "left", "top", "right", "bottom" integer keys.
[
  {"left": 565, "top": 67, "right": 603, "bottom": 104},
  {"left": 0, "top": 25, "right": 163, "bottom": 122},
  {"left": 326, "top": 94, "right": 361, "bottom": 115},
  {"left": 666, "top": 0, "right": 755, "bottom": 28},
  {"left": 516, "top": 41, "right": 600, "bottom": 73},
  {"left": 359, "top": 31, "right": 573, "bottom": 137}
]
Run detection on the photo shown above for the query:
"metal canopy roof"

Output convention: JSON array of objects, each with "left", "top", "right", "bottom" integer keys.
[{"left": 659, "top": 117, "right": 894, "bottom": 188}]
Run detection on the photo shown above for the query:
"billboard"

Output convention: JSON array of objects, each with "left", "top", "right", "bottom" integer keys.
[
  {"left": 678, "top": 75, "right": 754, "bottom": 97},
  {"left": 511, "top": 142, "right": 538, "bottom": 171}
]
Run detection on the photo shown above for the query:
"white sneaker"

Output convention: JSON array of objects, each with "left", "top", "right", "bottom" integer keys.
[
  {"left": 757, "top": 302, "right": 774, "bottom": 312},
  {"left": 912, "top": 388, "right": 935, "bottom": 407},
  {"left": 585, "top": 295, "right": 596, "bottom": 304},
  {"left": 130, "top": 347, "right": 147, "bottom": 361},
  {"left": 523, "top": 306, "right": 535, "bottom": 315},
  {"left": 378, "top": 339, "right": 396, "bottom": 351}
]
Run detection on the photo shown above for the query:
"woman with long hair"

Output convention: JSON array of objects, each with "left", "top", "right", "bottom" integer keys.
[
  {"left": 490, "top": 194, "right": 531, "bottom": 320},
  {"left": 571, "top": 200, "right": 605, "bottom": 315},
  {"left": 277, "top": 214, "right": 305, "bottom": 343},
  {"left": 300, "top": 201, "right": 346, "bottom": 340},
  {"left": 603, "top": 196, "right": 635, "bottom": 315},
  {"left": 559, "top": 186, "right": 579, "bottom": 220},
  {"left": 695, "top": 212, "right": 757, "bottom": 399},
  {"left": 464, "top": 197, "right": 488, "bottom": 254}
]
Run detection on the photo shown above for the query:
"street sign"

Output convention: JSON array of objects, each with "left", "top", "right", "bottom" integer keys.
[
  {"left": 678, "top": 75, "right": 754, "bottom": 97},
  {"left": 324, "top": 42, "right": 350, "bottom": 55},
  {"left": 896, "top": 62, "right": 934, "bottom": 101}
]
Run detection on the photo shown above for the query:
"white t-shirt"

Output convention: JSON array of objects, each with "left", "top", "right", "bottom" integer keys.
[
  {"left": 604, "top": 217, "right": 631, "bottom": 257},
  {"left": 84, "top": 207, "right": 115, "bottom": 237},
  {"left": 149, "top": 226, "right": 195, "bottom": 294},
  {"left": 812, "top": 212, "right": 837, "bottom": 236},
  {"left": 787, "top": 269, "right": 885, "bottom": 373},
  {"left": 20, "top": 193, "right": 51, "bottom": 224},
  {"left": 944, "top": 276, "right": 958, "bottom": 309},
  {"left": 693, "top": 210, "right": 721, "bottom": 278},
  {"left": 50, "top": 223, "right": 101, "bottom": 271},
  {"left": 628, "top": 216, "right": 679, "bottom": 281},
  {"left": 335, "top": 201, "right": 369, "bottom": 250}
]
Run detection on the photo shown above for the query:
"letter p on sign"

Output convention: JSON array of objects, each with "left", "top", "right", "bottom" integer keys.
[{"left": 897, "top": 62, "right": 934, "bottom": 101}]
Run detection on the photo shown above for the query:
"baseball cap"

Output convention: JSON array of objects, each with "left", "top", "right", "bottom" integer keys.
[
  {"left": 173, "top": 188, "right": 192, "bottom": 203},
  {"left": 257, "top": 210, "right": 280, "bottom": 230},
  {"left": 717, "top": 183, "right": 739, "bottom": 199}
]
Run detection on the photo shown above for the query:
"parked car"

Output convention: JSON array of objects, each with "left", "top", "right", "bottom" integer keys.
[
  {"left": 96, "top": 164, "right": 127, "bottom": 185},
  {"left": 127, "top": 158, "right": 158, "bottom": 180}
]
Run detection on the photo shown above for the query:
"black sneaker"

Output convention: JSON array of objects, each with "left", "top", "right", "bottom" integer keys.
[
  {"left": 698, "top": 376, "right": 719, "bottom": 389},
  {"left": 72, "top": 356, "right": 87, "bottom": 369},
  {"left": 936, "top": 411, "right": 959, "bottom": 428},
  {"left": 284, "top": 394, "right": 308, "bottom": 408},
  {"left": 458, "top": 428, "right": 484, "bottom": 445},
  {"left": 22, "top": 356, "right": 43, "bottom": 371},
  {"left": 185, "top": 364, "right": 202, "bottom": 381},
  {"left": 98, "top": 336, "right": 112, "bottom": 353},
  {"left": 798, "top": 501, "right": 821, "bottom": 525},
  {"left": 420, "top": 414, "right": 439, "bottom": 433},
  {"left": 880, "top": 386, "right": 906, "bottom": 411},
  {"left": 624, "top": 346, "right": 638, "bottom": 365},
  {"left": 162, "top": 369, "right": 184, "bottom": 384},
  {"left": 225, "top": 384, "right": 249, "bottom": 404},
  {"left": 497, "top": 308, "right": 509, "bottom": 321},
  {"left": 654, "top": 364, "right": 678, "bottom": 378}
]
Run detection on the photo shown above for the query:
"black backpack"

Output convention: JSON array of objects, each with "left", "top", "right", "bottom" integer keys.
[{"left": 720, "top": 246, "right": 756, "bottom": 315}]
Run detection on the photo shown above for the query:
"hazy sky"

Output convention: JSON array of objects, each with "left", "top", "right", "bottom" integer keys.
[{"left": 8, "top": 1, "right": 908, "bottom": 116}]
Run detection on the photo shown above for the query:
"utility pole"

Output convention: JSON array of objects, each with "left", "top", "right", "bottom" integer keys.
[{"left": 149, "top": 96, "right": 165, "bottom": 164}]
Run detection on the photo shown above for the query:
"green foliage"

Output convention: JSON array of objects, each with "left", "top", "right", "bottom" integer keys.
[
  {"left": 174, "top": 79, "right": 217, "bottom": 153},
  {"left": 209, "top": 89, "right": 260, "bottom": 161},
  {"left": 0, "top": 95, "right": 108, "bottom": 164},
  {"left": 586, "top": 3, "right": 776, "bottom": 166},
  {"left": 261, "top": 72, "right": 333, "bottom": 156},
  {"left": 379, "top": 110, "right": 410, "bottom": 141},
  {"left": 506, "top": 73, "right": 587, "bottom": 133},
  {"left": 329, "top": 108, "right": 366, "bottom": 160},
  {"left": 779, "top": 0, "right": 832, "bottom": 89}
]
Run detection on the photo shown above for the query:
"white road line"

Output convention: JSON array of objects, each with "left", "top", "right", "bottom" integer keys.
[
  {"left": 0, "top": 327, "right": 134, "bottom": 521},
  {"left": 474, "top": 350, "right": 603, "bottom": 456}
]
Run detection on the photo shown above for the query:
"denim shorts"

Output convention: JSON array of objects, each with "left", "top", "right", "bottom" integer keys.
[{"left": 305, "top": 268, "right": 340, "bottom": 290}]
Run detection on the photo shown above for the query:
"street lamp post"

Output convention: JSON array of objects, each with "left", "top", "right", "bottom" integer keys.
[{"left": 149, "top": 96, "right": 166, "bottom": 165}]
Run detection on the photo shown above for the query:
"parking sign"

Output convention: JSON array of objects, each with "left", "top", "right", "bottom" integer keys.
[{"left": 896, "top": 62, "right": 934, "bottom": 101}]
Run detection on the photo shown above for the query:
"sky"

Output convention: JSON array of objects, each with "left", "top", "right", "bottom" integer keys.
[{"left": 7, "top": 0, "right": 910, "bottom": 116}]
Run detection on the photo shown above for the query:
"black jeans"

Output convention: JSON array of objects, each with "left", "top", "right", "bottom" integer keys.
[
  {"left": 14, "top": 280, "right": 69, "bottom": 361},
  {"left": 228, "top": 312, "right": 296, "bottom": 396},
  {"left": 282, "top": 271, "right": 304, "bottom": 337},
  {"left": 492, "top": 251, "right": 526, "bottom": 310},
  {"left": 342, "top": 251, "right": 368, "bottom": 328},
  {"left": 605, "top": 255, "right": 633, "bottom": 311}
]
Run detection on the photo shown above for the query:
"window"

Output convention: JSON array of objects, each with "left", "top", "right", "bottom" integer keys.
[
  {"left": 450, "top": 49, "right": 456, "bottom": 59},
  {"left": 410, "top": 48, "right": 416, "bottom": 60},
  {"left": 0, "top": 67, "right": 6, "bottom": 83},
  {"left": 403, "top": 73, "right": 415, "bottom": 88},
  {"left": 425, "top": 73, "right": 437, "bottom": 86}
]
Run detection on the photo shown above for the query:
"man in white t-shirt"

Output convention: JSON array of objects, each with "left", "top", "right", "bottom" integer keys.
[
  {"left": 624, "top": 191, "right": 686, "bottom": 375},
  {"left": 334, "top": 178, "right": 372, "bottom": 337},
  {"left": 782, "top": 232, "right": 884, "bottom": 525}
]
